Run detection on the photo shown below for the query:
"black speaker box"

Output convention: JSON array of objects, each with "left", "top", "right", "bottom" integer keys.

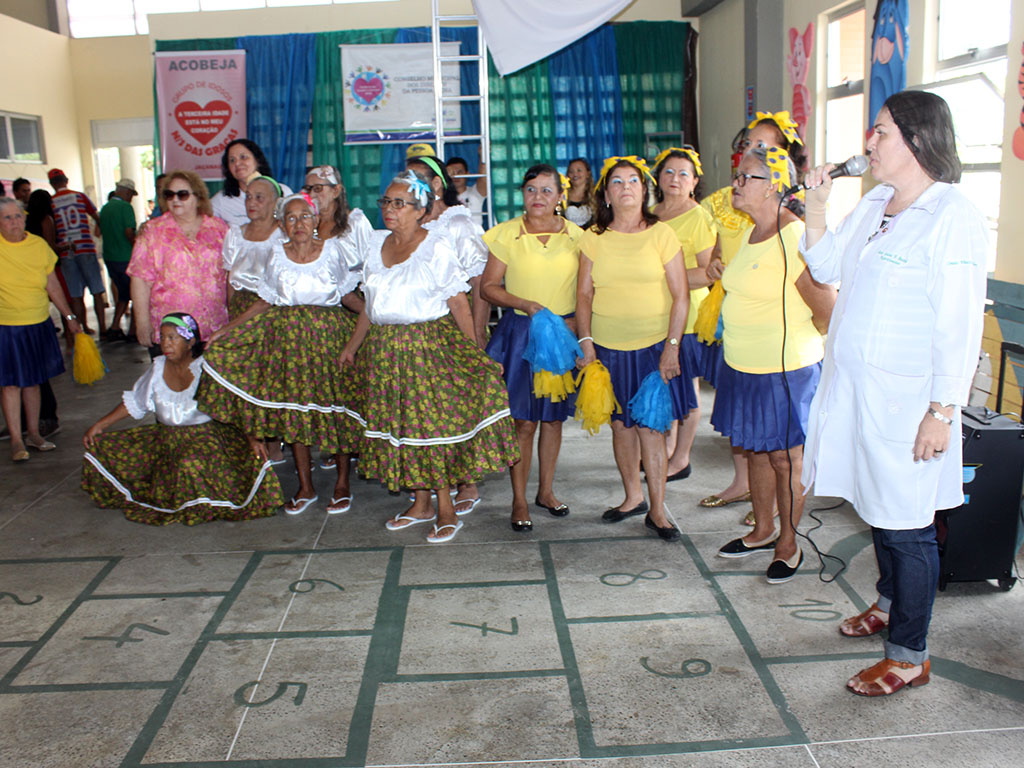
[{"left": 936, "top": 406, "right": 1024, "bottom": 590}]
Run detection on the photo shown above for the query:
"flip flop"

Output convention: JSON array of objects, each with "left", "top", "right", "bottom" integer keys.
[
  {"left": 454, "top": 497, "right": 482, "bottom": 516},
  {"left": 284, "top": 495, "right": 318, "bottom": 516},
  {"left": 408, "top": 489, "right": 459, "bottom": 502},
  {"left": 427, "top": 520, "right": 464, "bottom": 543},
  {"left": 385, "top": 513, "right": 437, "bottom": 531},
  {"left": 320, "top": 456, "right": 337, "bottom": 470},
  {"left": 326, "top": 496, "right": 352, "bottom": 515}
]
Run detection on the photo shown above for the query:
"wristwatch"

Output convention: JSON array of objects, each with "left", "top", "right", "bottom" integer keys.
[
  {"left": 928, "top": 407, "right": 953, "bottom": 425},
  {"left": 668, "top": 337, "right": 679, "bottom": 346},
  {"left": 65, "top": 313, "right": 77, "bottom": 321}
]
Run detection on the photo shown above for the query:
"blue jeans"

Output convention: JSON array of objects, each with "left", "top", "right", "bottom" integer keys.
[{"left": 872, "top": 524, "right": 939, "bottom": 664}]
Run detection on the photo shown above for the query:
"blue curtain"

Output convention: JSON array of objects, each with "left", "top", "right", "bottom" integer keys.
[
  {"left": 547, "top": 25, "right": 624, "bottom": 175},
  {"left": 236, "top": 33, "right": 317, "bottom": 193}
]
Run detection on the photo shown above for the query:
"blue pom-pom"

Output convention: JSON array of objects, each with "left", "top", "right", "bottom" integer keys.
[
  {"left": 523, "top": 308, "right": 582, "bottom": 376},
  {"left": 627, "top": 371, "right": 674, "bottom": 433}
]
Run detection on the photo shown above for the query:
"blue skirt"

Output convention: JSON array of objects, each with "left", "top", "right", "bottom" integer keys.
[
  {"left": 485, "top": 310, "right": 575, "bottom": 422},
  {"left": 0, "top": 320, "right": 65, "bottom": 388},
  {"left": 680, "top": 334, "right": 703, "bottom": 388},
  {"left": 595, "top": 339, "right": 698, "bottom": 428},
  {"left": 710, "top": 361, "right": 821, "bottom": 452},
  {"left": 700, "top": 341, "right": 723, "bottom": 389}
]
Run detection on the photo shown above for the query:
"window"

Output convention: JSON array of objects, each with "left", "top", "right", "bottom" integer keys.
[
  {"left": 915, "top": 0, "right": 1011, "bottom": 271},
  {"left": 0, "top": 111, "right": 45, "bottom": 163},
  {"left": 67, "top": 0, "right": 396, "bottom": 37},
  {"left": 823, "top": 4, "right": 866, "bottom": 226}
]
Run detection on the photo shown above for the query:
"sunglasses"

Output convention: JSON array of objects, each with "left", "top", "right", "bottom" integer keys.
[{"left": 162, "top": 189, "right": 193, "bottom": 200}]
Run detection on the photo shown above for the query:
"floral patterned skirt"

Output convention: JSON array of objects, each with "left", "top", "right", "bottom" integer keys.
[
  {"left": 227, "top": 288, "right": 261, "bottom": 320},
  {"left": 196, "top": 304, "right": 362, "bottom": 453},
  {"left": 351, "top": 315, "right": 519, "bottom": 491},
  {"left": 81, "top": 420, "right": 283, "bottom": 526}
]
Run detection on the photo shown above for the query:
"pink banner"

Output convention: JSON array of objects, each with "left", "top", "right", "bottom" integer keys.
[{"left": 155, "top": 51, "right": 246, "bottom": 180}]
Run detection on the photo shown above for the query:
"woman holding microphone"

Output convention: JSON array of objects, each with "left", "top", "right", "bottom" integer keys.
[{"left": 800, "top": 91, "right": 987, "bottom": 696}]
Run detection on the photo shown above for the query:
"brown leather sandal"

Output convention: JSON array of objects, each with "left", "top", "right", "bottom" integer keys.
[
  {"left": 839, "top": 603, "right": 889, "bottom": 637},
  {"left": 847, "top": 658, "right": 930, "bottom": 696}
]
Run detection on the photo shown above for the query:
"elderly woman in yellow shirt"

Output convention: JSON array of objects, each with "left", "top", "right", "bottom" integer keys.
[
  {"left": 710, "top": 146, "right": 836, "bottom": 583},
  {"left": 0, "top": 197, "right": 81, "bottom": 462},
  {"left": 576, "top": 157, "right": 691, "bottom": 542},
  {"left": 651, "top": 147, "right": 716, "bottom": 483},
  {"left": 481, "top": 164, "right": 583, "bottom": 532}
]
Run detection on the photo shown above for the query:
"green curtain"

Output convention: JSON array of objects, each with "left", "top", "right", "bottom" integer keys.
[
  {"left": 486, "top": 54, "right": 558, "bottom": 226},
  {"left": 614, "top": 21, "right": 691, "bottom": 155},
  {"left": 153, "top": 38, "right": 239, "bottom": 198},
  {"left": 312, "top": 29, "right": 396, "bottom": 216}
]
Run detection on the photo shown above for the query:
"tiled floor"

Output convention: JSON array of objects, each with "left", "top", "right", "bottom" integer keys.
[{"left": 1, "top": 340, "right": 1022, "bottom": 768}]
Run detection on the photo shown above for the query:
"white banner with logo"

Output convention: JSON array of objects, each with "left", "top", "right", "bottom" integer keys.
[
  {"left": 340, "top": 43, "right": 461, "bottom": 143},
  {"left": 155, "top": 50, "right": 247, "bottom": 179}
]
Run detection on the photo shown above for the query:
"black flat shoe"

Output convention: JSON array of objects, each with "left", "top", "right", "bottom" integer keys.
[
  {"left": 644, "top": 514, "right": 681, "bottom": 542},
  {"left": 666, "top": 464, "right": 691, "bottom": 482},
  {"left": 535, "top": 497, "right": 569, "bottom": 517},
  {"left": 766, "top": 549, "right": 803, "bottom": 583},
  {"left": 601, "top": 501, "right": 649, "bottom": 523},
  {"left": 511, "top": 518, "right": 533, "bottom": 532}
]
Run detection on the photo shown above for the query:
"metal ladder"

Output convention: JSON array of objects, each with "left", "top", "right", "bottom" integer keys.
[{"left": 430, "top": 0, "right": 491, "bottom": 227}]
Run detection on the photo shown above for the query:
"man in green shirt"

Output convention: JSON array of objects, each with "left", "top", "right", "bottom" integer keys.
[{"left": 98, "top": 178, "right": 137, "bottom": 340}]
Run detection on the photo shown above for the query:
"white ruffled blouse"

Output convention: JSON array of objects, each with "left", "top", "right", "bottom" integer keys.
[
  {"left": 328, "top": 208, "right": 376, "bottom": 273},
  {"left": 257, "top": 239, "right": 360, "bottom": 307},
  {"left": 222, "top": 224, "right": 285, "bottom": 293},
  {"left": 122, "top": 356, "right": 210, "bottom": 427},
  {"left": 423, "top": 205, "right": 488, "bottom": 278},
  {"left": 361, "top": 228, "right": 470, "bottom": 325}
]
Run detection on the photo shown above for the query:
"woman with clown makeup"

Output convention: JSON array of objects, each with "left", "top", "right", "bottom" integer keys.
[
  {"left": 81, "top": 312, "right": 283, "bottom": 525},
  {"left": 709, "top": 145, "right": 836, "bottom": 583},
  {"left": 341, "top": 171, "right": 518, "bottom": 544}
]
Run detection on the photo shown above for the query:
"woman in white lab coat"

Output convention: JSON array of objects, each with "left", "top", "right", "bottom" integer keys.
[{"left": 800, "top": 91, "right": 988, "bottom": 697}]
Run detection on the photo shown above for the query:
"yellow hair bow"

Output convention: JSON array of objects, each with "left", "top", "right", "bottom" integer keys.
[
  {"left": 596, "top": 155, "right": 655, "bottom": 191},
  {"left": 763, "top": 145, "right": 793, "bottom": 193},
  {"left": 748, "top": 110, "right": 803, "bottom": 146},
  {"left": 652, "top": 147, "right": 703, "bottom": 177},
  {"left": 559, "top": 172, "right": 571, "bottom": 207}
]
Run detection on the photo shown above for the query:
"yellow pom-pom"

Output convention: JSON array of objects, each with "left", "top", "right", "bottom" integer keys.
[
  {"left": 573, "top": 361, "right": 621, "bottom": 435},
  {"left": 533, "top": 370, "right": 577, "bottom": 402},
  {"left": 695, "top": 281, "right": 725, "bottom": 345},
  {"left": 72, "top": 333, "right": 106, "bottom": 385}
]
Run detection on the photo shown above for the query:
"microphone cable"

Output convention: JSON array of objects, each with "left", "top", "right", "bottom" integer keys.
[{"left": 775, "top": 195, "right": 848, "bottom": 582}]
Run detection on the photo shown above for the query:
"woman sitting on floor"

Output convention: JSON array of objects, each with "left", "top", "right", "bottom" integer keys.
[{"left": 81, "top": 313, "right": 283, "bottom": 525}]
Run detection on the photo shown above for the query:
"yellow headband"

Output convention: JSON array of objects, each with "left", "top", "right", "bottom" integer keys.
[
  {"left": 748, "top": 110, "right": 803, "bottom": 146},
  {"left": 596, "top": 155, "right": 655, "bottom": 191},
  {"left": 559, "top": 172, "right": 571, "bottom": 207},
  {"left": 652, "top": 147, "right": 703, "bottom": 178},
  {"left": 763, "top": 146, "right": 793, "bottom": 193}
]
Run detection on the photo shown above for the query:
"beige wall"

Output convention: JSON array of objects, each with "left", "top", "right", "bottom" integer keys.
[
  {"left": 697, "top": 0, "right": 746, "bottom": 193},
  {"left": 0, "top": 15, "right": 83, "bottom": 197}
]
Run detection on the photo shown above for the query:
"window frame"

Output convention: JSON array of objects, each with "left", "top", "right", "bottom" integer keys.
[
  {"left": 0, "top": 110, "right": 46, "bottom": 164},
  {"left": 824, "top": 2, "right": 866, "bottom": 102}
]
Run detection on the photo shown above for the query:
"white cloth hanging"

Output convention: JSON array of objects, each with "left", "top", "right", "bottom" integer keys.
[{"left": 473, "top": 0, "right": 632, "bottom": 76}]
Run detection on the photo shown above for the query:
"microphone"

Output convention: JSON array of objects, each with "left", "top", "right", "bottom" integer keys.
[{"left": 785, "top": 154, "right": 868, "bottom": 194}]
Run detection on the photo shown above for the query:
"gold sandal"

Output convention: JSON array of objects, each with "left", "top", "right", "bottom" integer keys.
[{"left": 699, "top": 490, "right": 752, "bottom": 508}]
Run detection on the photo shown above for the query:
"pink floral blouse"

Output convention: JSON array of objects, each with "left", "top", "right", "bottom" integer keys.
[{"left": 128, "top": 214, "right": 229, "bottom": 343}]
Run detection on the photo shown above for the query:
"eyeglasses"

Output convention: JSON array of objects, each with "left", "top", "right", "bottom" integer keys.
[
  {"left": 732, "top": 172, "right": 769, "bottom": 187},
  {"left": 283, "top": 213, "right": 316, "bottom": 224},
  {"left": 377, "top": 196, "right": 417, "bottom": 210},
  {"left": 302, "top": 184, "right": 335, "bottom": 194},
  {"left": 162, "top": 189, "right": 193, "bottom": 200}
]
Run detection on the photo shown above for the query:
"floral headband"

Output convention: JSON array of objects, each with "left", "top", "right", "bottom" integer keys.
[
  {"left": 307, "top": 165, "right": 340, "bottom": 186},
  {"left": 652, "top": 147, "right": 703, "bottom": 178},
  {"left": 596, "top": 155, "right": 655, "bottom": 191},
  {"left": 398, "top": 170, "right": 432, "bottom": 208},
  {"left": 763, "top": 146, "right": 794, "bottom": 193},
  {"left": 748, "top": 110, "right": 803, "bottom": 146},
  {"left": 162, "top": 314, "right": 197, "bottom": 341}
]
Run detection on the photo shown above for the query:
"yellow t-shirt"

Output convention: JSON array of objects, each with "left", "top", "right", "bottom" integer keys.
[
  {"left": 0, "top": 233, "right": 57, "bottom": 326},
  {"left": 701, "top": 186, "right": 754, "bottom": 266},
  {"left": 662, "top": 205, "right": 716, "bottom": 334},
  {"left": 484, "top": 216, "right": 582, "bottom": 316},
  {"left": 721, "top": 220, "right": 823, "bottom": 374},
  {"left": 580, "top": 221, "right": 682, "bottom": 351}
]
